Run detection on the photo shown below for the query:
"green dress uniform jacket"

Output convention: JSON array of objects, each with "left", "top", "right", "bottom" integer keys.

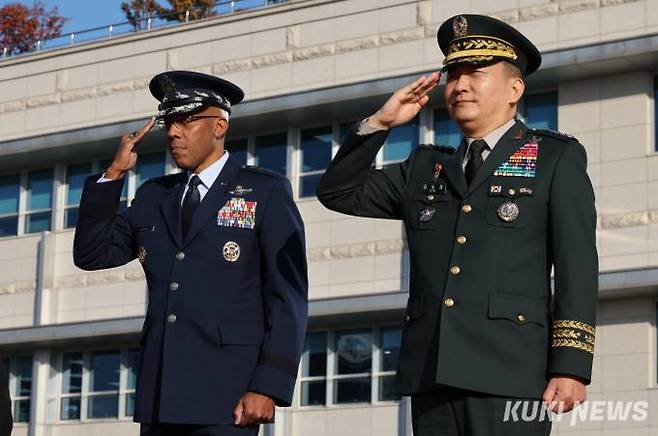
[{"left": 316, "top": 120, "right": 598, "bottom": 399}]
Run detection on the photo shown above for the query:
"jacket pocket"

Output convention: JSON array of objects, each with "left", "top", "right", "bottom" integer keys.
[
  {"left": 488, "top": 291, "right": 547, "bottom": 327},
  {"left": 408, "top": 191, "right": 451, "bottom": 230},
  {"left": 218, "top": 323, "right": 265, "bottom": 346},
  {"left": 485, "top": 179, "right": 535, "bottom": 229}
]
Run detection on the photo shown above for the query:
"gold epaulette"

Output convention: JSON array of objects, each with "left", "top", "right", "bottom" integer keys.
[{"left": 551, "top": 320, "right": 595, "bottom": 354}]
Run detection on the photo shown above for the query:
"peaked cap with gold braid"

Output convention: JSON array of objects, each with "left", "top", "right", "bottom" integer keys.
[{"left": 437, "top": 14, "right": 541, "bottom": 76}]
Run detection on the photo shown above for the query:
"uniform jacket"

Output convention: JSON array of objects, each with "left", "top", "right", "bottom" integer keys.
[
  {"left": 74, "top": 156, "right": 308, "bottom": 425},
  {"left": 316, "top": 120, "right": 598, "bottom": 399},
  {"left": 0, "top": 359, "right": 11, "bottom": 436}
]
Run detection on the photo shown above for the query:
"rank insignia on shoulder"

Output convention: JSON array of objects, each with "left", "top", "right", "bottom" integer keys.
[
  {"left": 227, "top": 185, "right": 253, "bottom": 196},
  {"left": 493, "top": 142, "right": 538, "bottom": 178},
  {"left": 222, "top": 241, "right": 240, "bottom": 262},
  {"left": 217, "top": 198, "right": 257, "bottom": 229},
  {"left": 419, "top": 207, "right": 436, "bottom": 222}
]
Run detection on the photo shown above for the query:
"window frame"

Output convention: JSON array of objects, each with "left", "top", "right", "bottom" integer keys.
[{"left": 3, "top": 354, "right": 33, "bottom": 425}]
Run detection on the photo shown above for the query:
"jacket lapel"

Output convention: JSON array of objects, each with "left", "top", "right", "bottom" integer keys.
[
  {"left": 159, "top": 173, "right": 187, "bottom": 249},
  {"left": 466, "top": 121, "right": 527, "bottom": 196},
  {"left": 182, "top": 156, "right": 241, "bottom": 248}
]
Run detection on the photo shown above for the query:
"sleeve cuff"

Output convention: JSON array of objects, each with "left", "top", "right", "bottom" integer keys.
[
  {"left": 355, "top": 118, "right": 388, "bottom": 136},
  {"left": 249, "top": 364, "right": 296, "bottom": 407}
]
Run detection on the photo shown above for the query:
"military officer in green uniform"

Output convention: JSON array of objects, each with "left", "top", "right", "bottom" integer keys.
[{"left": 317, "top": 14, "right": 598, "bottom": 436}]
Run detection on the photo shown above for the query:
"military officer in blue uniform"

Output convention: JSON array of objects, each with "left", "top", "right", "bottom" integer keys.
[
  {"left": 74, "top": 70, "right": 308, "bottom": 436},
  {"left": 317, "top": 15, "right": 598, "bottom": 436}
]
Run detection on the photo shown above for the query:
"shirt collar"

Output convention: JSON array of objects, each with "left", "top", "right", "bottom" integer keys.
[
  {"left": 466, "top": 117, "right": 517, "bottom": 151},
  {"left": 187, "top": 151, "right": 230, "bottom": 189}
]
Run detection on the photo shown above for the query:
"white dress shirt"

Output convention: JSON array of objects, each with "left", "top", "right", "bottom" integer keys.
[{"left": 461, "top": 118, "right": 516, "bottom": 169}]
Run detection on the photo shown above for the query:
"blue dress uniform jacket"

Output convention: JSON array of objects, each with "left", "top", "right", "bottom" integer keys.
[
  {"left": 317, "top": 120, "right": 598, "bottom": 400},
  {"left": 74, "top": 156, "right": 308, "bottom": 425}
]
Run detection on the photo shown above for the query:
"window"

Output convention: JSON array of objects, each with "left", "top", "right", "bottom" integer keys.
[
  {"left": 99, "top": 159, "right": 129, "bottom": 209},
  {"left": 59, "top": 348, "right": 140, "bottom": 421},
  {"left": 255, "top": 132, "right": 287, "bottom": 176},
  {"left": 383, "top": 117, "right": 419, "bottom": 166},
  {"left": 378, "top": 327, "right": 402, "bottom": 401},
  {"left": 523, "top": 91, "right": 557, "bottom": 130},
  {"left": 136, "top": 152, "right": 166, "bottom": 189},
  {"left": 654, "top": 76, "right": 658, "bottom": 152},
  {"left": 334, "top": 329, "right": 372, "bottom": 404},
  {"left": 226, "top": 138, "right": 248, "bottom": 166},
  {"left": 65, "top": 163, "right": 93, "bottom": 229},
  {"left": 0, "top": 174, "right": 20, "bottom": 237},
  {"left": 3, "top": 356, "right": 33, "bottom": 423},
  {"left": 300, "top": 332, "right": 327, "bottom": 406},
  {"left": 434, "top": 108, "right": 462, "bottom": 148},
  {"left": 299, "top": 126, "right": 332, "bottom": 198},
  {"left": 25, "top": 169, "right": 53, "bottom": 234}
]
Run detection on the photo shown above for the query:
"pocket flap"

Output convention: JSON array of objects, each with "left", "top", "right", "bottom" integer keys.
[
  {"left": 488, "top": 180, "right": 535, "bottom": 198},
  {"left": 218, "top": 323, "right": 265, "bottom": 345},
  {"left": 488, "top": 292, "right": 547, "bottom": 326}
]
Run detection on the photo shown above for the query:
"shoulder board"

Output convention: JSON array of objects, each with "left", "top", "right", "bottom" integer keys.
[
  {"left": 145, "top": 172, "right": 185, "bottom": 189},
  {"left": 418, "top": 144, "right": 457, "bottom": 154},
  {"left": 529, "top": 128, "right": 578, "bottom": 143},
  {"left": 240, "top": 164, "right": 283, "bottom": 179}
]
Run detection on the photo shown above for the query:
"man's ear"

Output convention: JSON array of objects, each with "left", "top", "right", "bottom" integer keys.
[
  {"left": 215, "top": 118, "right": 229, "bottom": 139},
  {"left": 509, "top": 77, "right": 525, "bottom": 106}
]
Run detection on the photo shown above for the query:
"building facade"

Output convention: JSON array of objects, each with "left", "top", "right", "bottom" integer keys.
[{"left": 0, "top": 0, "right": 657, "bottom": 434}]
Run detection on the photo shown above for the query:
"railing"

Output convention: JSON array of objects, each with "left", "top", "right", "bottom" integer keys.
[{"left": 0, "top": 0, "right": 287, "bottom": 61}]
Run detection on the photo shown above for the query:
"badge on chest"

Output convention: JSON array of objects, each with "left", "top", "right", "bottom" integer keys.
[{"left": 217, "top": 198, "right": 257, "bottom": 229}]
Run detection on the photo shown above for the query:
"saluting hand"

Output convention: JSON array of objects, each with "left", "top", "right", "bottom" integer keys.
[
  {"left": 105, "top": 117, "right": 156, "bottom": 180},
  {"left": 543, "top": 375, "right": 587, "bottom": 413},
  {"left": 233, "top": 391, "right": 275, "bottom": 427},
  {"left": 367, "top": 72, "right": 440, "bottom": 130}
]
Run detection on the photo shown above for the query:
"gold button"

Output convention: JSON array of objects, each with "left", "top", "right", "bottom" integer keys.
[
  {"left": 517, "top": 314, "right": 525, "bottom": 323},
  {"left": 462, "top": 204, "right": 472, "bottom": 213},
  {"left": 167, "top": 314, "right": 177, "bottom": 323},
  {"left": 176, "top": 252, "right": 185, "bottom": 260},
  {"left": 450, "top": 266, "right": 461, "bottom": 275},
  {"left": 443, "top": 298, "right": 455, "bottom": 308},
  {"left": 456, "top": 236, "right": 467, "bottom": 245},
  {"left": 509, "top": 188, "right": 516, "bottom": 196},
  {"left": 169, "top": 282, "right": 179, "bottom": 291},
  {"left": 405, "top": 315, "right": 411, "bottom": 322},
  {"left": 427, "top": 195, "right": 435, "bottom": 201}
]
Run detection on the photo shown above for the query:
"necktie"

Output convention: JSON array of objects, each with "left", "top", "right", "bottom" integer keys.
[
  {"left": 181, "top": 175, "right": 202, "bottom": 239},
  {"left": 465, "top": 139, "right": 488, "bottom": 186}
]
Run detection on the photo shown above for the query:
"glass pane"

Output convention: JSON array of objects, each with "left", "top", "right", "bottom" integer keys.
[
  {"left": 524, "top": 91, "right": 557, "bottom": 130},
  {"left": 434, "top": 108, "right": 462, "bottom": 148},
  {"left": 136, "top": 152, "right": 165, "bottom": 188},
  {"left": 302, "top": 332, "right": 327, "bottom": 377},
  {"left": 60, "top": 396, "right": 81, "bottom": 420},
  {"left": 26, "top": 169, "right": 53, "bottom": 211},
  {"left": 335, "top": 329, "right": 372, "bottom": 375},
  {"left": 0, "top": 174, "right": 20, "bottom": 215},
  {"left": 14, "top": 399, "right": 30, "bottom": 422},
  {"left": 26, "top": 212, "right": 51, "bottom": 233},
  {"left": 15, "top": 356, "right": 32, "bottom": 397},
  {"left": 384, "top": 117, "right": 418, "bottom": 162},
  {"left": 125, "top": 393, "right": 135, "bottom": 417},
  {"left": 0, "top": 217, "right": 18, "bottom": 237},
  {"left": 66, "top": 163, "right": 93, "bottom": 206},
  {"left": 64, "top": 208, "right": 79, "bottom": 229},
  {"left": 334, "top": 377, "right": 371, "bottom": 404},
  {"left": 126, "top": 348, "right": 140, "bottom": 390},
  {"left": 255, "top": 133, "right": 287, "bottom": 176},
  {"left": 339, "top": 121, "right": 357, "bottom": 142},
  {"left": 87, "top": 394, "right": 119, "bottom": 419},
  {"left": 300, "top": 126, "right": 332, "bottom": 173},
  {"left": 380, "top": 327, "right": 402, "bottom": 372},
  {"left": 62, "top": 353, "right": 83, "bottom": 394},
  {"left": 226, "top": 138, "right": 248, "bottom": 166},
  {"left": 100, "top": 159, "right": 128, "bottom": 199},
  {"left": 301, "top": 381, "right": 326, "bottom": 406},
  {"left": 89, "top": 350, "right": 120, "bottom": 392},
  {"left": 300, "top": 174, "right": 323, "bottom": 199},
  {"left": 378, "top": 375, "right": 402, "bottom": 401}
]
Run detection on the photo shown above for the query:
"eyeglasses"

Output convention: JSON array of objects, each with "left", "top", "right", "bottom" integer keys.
[{"left": 156, "top": 115, "right": 225, "bottom": 130}]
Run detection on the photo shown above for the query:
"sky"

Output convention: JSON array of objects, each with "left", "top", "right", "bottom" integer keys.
[{"left": 0, "top": 0, "right": 128, "bottom": 34}]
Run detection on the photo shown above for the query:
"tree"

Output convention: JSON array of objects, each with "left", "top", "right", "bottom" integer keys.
[
  {"left": 121, "top": 0, "right": 167, "bottom": 31},
  {"left": 161, "top": 0, "right": 216, "bottom": 22},
  {"left": 0, "top": 0, "right": 68, "bottom": 55}
]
